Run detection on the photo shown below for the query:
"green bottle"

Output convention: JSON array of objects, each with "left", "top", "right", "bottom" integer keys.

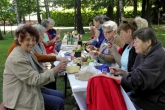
[
  {"left": 78, "top": 34, "right": 82, "bottom": 46},
  {"left": 67, "top": 33, "right": 70, "bottom": 45}
]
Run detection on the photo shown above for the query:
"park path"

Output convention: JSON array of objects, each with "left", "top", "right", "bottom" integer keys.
[{"left": 0, "top": 26, "right": 89, "bottom": 31}]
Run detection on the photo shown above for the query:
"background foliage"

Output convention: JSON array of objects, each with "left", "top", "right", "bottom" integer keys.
[{"left": 42, "top": 9, "right": 141, "bottom": 26}]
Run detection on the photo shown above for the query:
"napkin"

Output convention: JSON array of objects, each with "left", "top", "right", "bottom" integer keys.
[
  {"left": 64, "top": 52, "right": 71, "bottom": 56},
  {"left": 98, "top": 64, "right": 110, "bottom": 72}
]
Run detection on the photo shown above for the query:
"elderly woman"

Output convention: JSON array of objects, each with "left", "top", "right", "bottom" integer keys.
[
  {"left": 109, "top": 18, "right": 138, "bottom": 71},
  {"left": 3, "top": 25, "right": 68, "bottom": 110},
  {"left": 41, "top": 19, "right": 57, "bottom": 54},
  {"left": 109, "top": 27, "right": 165, "bottom": 110},
  {"left": 135, "top": 16, "right": 148, "bottom": 29},
  {"left": 89, "top": 20, "right": 124, "bottom": 65},
  {"left": 7, "top": 24, "right": 68, "bottom": 63},
  {"left": 47, "top": 18, "right": 61, "bottom": 52},
  {"left": 86, "top": 15, "right": 109, "bottom": 48},
  {"left": 33, "top": 24, "right": 51, "bottom": 70}
]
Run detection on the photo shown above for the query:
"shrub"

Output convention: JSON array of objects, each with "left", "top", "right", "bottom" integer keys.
[{"left": 42, "top": 8, "right": 141, "bottom": 26}]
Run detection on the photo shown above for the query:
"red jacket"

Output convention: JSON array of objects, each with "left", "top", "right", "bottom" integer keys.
[{"left": 86, "top": 75, "right": 127, "bottom": 110}]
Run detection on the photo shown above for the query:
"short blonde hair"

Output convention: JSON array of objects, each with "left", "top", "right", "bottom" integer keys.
[{"left": 135, "top": 16, "right": 148, "bottom": 29}]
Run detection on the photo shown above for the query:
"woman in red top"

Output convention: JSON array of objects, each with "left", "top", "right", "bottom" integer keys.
[{"left": 41, "top": 19, "right": 56, "bottom": 54}]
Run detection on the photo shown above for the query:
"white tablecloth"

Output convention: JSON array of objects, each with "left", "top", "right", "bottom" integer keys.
[
  {"left": 67, "top": 74, "right": 88, "bottom": 110},
  {"left": 67, "top": 74, "right": 136, "bottom": 110},
  {"left": 55, "top": 49, "right": 136, "bottom": 110}
]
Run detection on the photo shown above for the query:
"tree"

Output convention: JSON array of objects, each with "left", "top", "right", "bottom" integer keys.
[
  {"left": 76, "top": 0, "right": 84, "bottom": 34},
  {"left": 13, "top": 0, "right": 20, "bottom": 24},
  {"left": 145, "top": 0, "right": 152, "bottom": 27},
  {"left": 116, "top": 0, "right": 124, "bottom": 25},
  {"left": 36, "top": 0, "right": 41, "bottom": 24},
  {"left": 106, "top": 0, "right": 114, "bottom": 20},
  {"left": 11, "top": 0, "right": 37, "bottom": 24},
  {"left": 134, "top": 0, "right": 137, "bottom": 17},
  {"left": 44, "top": 0, "right": 50, "bottom": 18},
  {"left": 119, "top": 0, "right": 124, "bottom": 22},
  {"left": 7, "top": 5, "right": 16, "bottom": 37},
  {"left": 0, "top": 29, "right": 4, "bottom": 40},
  {"left": 74, "top": 0, "right": 77, "bottom": 30},
  {"left": 85, "top": 0, "right": 116, "bottom": 20},
  {"left": 141, "top": 0, "right": 146, "bottom": 18},
  {"left": 0, "top": 0, "right": 14, "bottom": 34}
]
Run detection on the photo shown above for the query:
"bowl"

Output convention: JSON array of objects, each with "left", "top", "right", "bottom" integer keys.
[{"left": 66, "top": 66, "right": 80, "bottom": 73}]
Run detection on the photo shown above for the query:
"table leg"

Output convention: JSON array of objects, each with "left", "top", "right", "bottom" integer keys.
[{"left": 64, "top": 73, "right": 71, "bottom": 98}]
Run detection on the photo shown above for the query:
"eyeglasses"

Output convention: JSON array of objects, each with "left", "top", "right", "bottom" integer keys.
[{"left": 103, "top": 30, "right": 113, "bottom": 34}]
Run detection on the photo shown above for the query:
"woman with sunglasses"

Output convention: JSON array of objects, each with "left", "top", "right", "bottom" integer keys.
[{"left": 88, "top": 20, "right": 124, "bottom": 65}]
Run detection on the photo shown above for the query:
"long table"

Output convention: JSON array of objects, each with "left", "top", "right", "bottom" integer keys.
[
  {"left": 67, "top": 74, "right": 88, "bottom": 110},
  {"left": 55, "top": 49, "right": 136, "bottom": 110}
]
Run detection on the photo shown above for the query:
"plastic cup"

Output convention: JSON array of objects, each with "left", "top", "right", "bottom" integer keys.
[
  {"left": 102, "top": 68, "right": 107, "bottom": 75},
  {"left": 70, "top": 53, "right": 74, "bottom": 61}
]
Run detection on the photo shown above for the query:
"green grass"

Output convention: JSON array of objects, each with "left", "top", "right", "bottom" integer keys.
[{"left": 0, "top": 25, "right": 165, "bottom": 110}]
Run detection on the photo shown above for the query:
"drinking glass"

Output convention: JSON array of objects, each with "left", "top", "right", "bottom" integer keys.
[{"left": 102, "top": 68, "right": 107, "bottom": 75}]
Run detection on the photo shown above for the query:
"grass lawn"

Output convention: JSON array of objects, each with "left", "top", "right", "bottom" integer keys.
[{"left": 0, "top": 25, "right": 165, "bottom": 110}]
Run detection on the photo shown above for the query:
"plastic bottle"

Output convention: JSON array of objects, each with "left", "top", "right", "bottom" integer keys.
[
  {"left": 67, "top": 32, "right": 70, "bottom": 45},
  {"left": 78, "top": 34, "right": 82, "bottom": 46}
]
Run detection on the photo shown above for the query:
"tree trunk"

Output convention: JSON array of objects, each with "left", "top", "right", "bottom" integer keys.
[
  {"left": 141, "top": 0, "right": 146, "bottom": 18},
  {"left": 3, "top": 20, "right": 6, "bottom": 35},
  {"left": 134, "top": 0, "right": 137, "bottom": 17},
  {"left": 146, "top": 0, "right": 152, "bottom": 27},
  {"left": 119, "top": 0, "right": 124, "bottom": 23},
  {"left": 74, "top": 0, "right": 77, "bottom": 30},
  {"left": 23, "top": 16, "right": 26, "bottom": 23},
  {"left": 10, "top": 23, "right": 13, "bottom": 37},
  {"left": 13, "top": 0, "right": 20, "bottom": 24},
  {"left": 106, "top": 5, "right": 114, "bottom": 20},
  {"left": 19, "top": 16, "right": 22, "bottom": 23},
  {"left": 116, "top": 0, "right": 120, "bottom": 25},
  {"left": 36, "top": 0, "right": 41, "bottom": 24},
  {"left": 76, "top": 0, "right": 84, "bottom": 34},
  {"left": 44, "top": 0, "right": 50, "bottom": 18},
  {"left": 0, "top": 29, "right": 4, "bottom": 40}
]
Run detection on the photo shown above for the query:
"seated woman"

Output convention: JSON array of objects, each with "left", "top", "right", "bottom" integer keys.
[
  {"left": 88, "top": 20, "right": 124, "bottom": 65},
  {"left": 7, "top": 24, "right": 67, "bottom": 63},
  {"left": 108, "top": 18, "right": 138, "bottom": 72},
  {"left": 109, "top": 27, "right": 165, "bottom": 110},
  {"left": 109, "top": 17, "right": 148, "bottom": 71},
  {"left": 33, "top": 24, "right": 51, "bottom": 70},
  {"left": 47, "top": 18, "right": 61, "bottom": 52},
  {"left": 41, "top": 19, "right": 57, "bottom": 55},
  {"left": 3, "top": 25, "right": 68, "bottom": 110},
  {"left": 86, "top": 15, "right": 109, "bottom": 48}
]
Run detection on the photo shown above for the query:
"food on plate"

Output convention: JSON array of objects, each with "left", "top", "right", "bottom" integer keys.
[
  {"left": 73, "top": 57, "right": 82, "bottom": 64},
  {"left": 73, "top": 56, "right": 95, "bottom": 64}
]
